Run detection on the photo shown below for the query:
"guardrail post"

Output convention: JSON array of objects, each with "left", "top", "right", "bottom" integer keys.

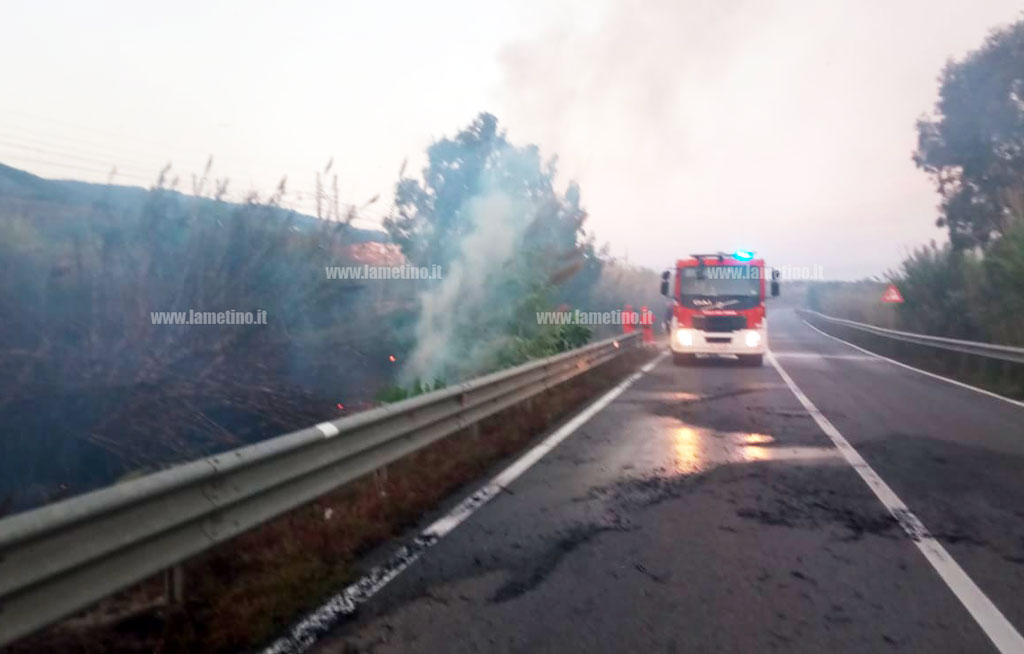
[
  {"left": 165, "top": 564, "right": 185, "bottom": 606},
  {"left": 959, "top": 351, "right": 971, "bottom": 377},
  {"left": 374, "top": 466, "right": 389, "bottom": 497}
]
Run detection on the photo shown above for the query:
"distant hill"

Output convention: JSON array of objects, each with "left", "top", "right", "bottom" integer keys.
[{"left": 0, "top": 162, "right": 389, "bottom": 244}]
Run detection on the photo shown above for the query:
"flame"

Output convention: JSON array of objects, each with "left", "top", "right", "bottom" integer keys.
[{"left": 388, "top": 354, "right": 396, "bottom": 362}]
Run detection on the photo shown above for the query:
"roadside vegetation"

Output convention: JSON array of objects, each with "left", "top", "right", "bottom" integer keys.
[
  {"left": 805, "top": 18, "right": 1024, "bottom": 399},
  {"left": 2, "top": 113, "right": 663, "bottom": 652},
  {"left": 0, "top": 162, "right": 408, "bottom": 512},
  {"left": 0, "top": 114, "right": 661, "bottom": 513},
  {"left": 10, "top": 348, "right": 652, "bottom": 654},
  {"left": 888, "top": 17, "right": 1024, "bottom": 347}
]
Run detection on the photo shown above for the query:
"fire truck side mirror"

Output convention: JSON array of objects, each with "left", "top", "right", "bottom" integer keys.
[
  {"left": 660, "top": 270, "right": 670, "bottom": 296},
  {"left": 771, "top": 281, "right": 780, "bottom": 297}
]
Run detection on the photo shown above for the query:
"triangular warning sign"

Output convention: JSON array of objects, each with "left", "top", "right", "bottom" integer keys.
[{"left": 881, "top": 284, "right": 904, "bottom": 304}]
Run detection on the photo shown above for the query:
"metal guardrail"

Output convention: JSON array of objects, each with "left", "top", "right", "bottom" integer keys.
[
  {"left": 0, "top": 333, "right": 639, "bottom": 646},
  {"left": 799, "top": 309, "right": 1024, "bottom": 364}
]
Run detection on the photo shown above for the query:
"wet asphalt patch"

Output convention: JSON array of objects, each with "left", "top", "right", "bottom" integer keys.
[
  {"left": 581, "top": 463, "right": 903, "bottom": 543},
  {"left": 853, "top": 434, "right": 1024, "bottom": 564}
]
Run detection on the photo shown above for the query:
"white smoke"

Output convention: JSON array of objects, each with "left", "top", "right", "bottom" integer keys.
[
  {"left": 403, "top": 186, "right": 534, "bottom": 383},
  {"left": 495, "top": 0, "right": 1024, "bottom": 278}
]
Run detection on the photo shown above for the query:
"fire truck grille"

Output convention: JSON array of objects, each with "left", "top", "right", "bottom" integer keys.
[{"left": 692, "top": 315, "right": 747, "bottom": 332}]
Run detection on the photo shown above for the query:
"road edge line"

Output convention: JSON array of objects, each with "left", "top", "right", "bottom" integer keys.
[
  {"left": 259, "top": 350, "right": 668, "bottom": 654},
  {"left": 799, "top": 313, "right": 1024, "bottom": 409},
  {"left": 767, "top": 350, "right": 1024, "bottom": 654}
]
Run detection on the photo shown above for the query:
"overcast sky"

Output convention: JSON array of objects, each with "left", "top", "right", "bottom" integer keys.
[{"left": 2, "top": 0, "right": 1021, "bottom": 278}]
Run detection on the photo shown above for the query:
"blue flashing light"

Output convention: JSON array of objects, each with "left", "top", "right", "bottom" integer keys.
[{"left": 734, "top": 249, "right": 754, "bottom": 261}]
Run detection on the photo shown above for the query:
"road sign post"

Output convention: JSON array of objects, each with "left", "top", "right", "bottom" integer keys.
[{"left": 880, "top": 284, "right": 904, "bottom": 328}]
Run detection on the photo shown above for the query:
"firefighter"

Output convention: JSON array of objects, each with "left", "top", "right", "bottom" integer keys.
[
  {"left": 640, "top": 305, "right": 655, "bottom": 344},
  {"left": 622, "top": 303, "right": 636, "bottom": 334}
]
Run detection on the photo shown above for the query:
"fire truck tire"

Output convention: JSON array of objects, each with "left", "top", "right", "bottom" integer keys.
[{"left": 739, "top": 354, "right": 763, "bottom": 367}]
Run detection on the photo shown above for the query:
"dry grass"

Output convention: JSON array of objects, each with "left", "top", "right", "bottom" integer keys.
[{"left": 8, "top": 348, "right": 652, "bottom": 654}]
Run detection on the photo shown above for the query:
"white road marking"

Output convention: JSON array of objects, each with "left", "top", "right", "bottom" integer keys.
[
  {"left": 426, "top": 351, "right": 667, "bottom": 539},
  {"left": 801, "top": 317, "right": 1024, "bottom": 409},
  {"left": 315, "top": 422, "right": 340, "bottom": 438},
  {"left": 768, "top": 351, "right": 1024, "bottom": 654},
  {"left": 770, "top": 351, "right": 877, "bottom": 361},
  {"left": 261, "top": 351, "right": 668, "bottom": 654}
]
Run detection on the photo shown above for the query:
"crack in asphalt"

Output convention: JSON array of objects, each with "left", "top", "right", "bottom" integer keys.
[
  {"left": 488, "top": 523, "right": 627, "bottom": 604},
  {"left": 737, "top": 499, "right": 900, "bottom": 540},
  {"left": 645, "top": 387, "right": 765, "bottom": 413}
]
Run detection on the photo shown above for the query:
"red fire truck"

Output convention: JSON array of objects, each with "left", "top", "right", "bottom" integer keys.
[{"left": 660, "top": 251, "right": 779, "bottom": 366}]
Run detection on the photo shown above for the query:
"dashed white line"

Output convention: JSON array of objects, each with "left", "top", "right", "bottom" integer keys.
[{"left": 768, "top": 350, "right": 1024, "bottom": 654}]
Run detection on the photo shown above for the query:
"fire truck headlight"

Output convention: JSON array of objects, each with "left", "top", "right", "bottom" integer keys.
[
  {"left": 675, "top": 329, "right": 694, "bottom": 347},
  {"left": 745, "top": 330, "right": 761, "bottom": 347}
]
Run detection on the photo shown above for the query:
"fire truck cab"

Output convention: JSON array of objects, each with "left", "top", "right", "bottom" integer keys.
[{"left": 660, "top": 251, "right": 779, "bottom": 367}]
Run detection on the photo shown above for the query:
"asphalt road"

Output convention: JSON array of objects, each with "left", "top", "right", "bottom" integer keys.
[{"left": 313, "top": 307, "right": 1024, "bottom": 654}]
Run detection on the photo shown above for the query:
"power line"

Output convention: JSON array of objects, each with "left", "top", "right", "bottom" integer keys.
[
  {"left": 0, "top": 118, "right": 235, "bottom": 184},
  {"left": 0, "top": 140, "right": 157, "bottom": 178},
  {"left": 0, "top": 153, "right": 151, "bottom": 184},
  {"left": 0, "top": 129, "right": 168, "bottom": 171},
  {"left": 0, "top": 152, "right": 392, "bottom": 223},
  {"left": 0, "top": 114, "right": 388, "bottom": 217},
  {"left": 0, "top": 106, "right": 185, "bottom": 153}
]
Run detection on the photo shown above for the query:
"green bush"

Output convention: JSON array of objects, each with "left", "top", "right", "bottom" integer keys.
[{"left": 808, "top": 225, "right": 1024, "bottom": 347}]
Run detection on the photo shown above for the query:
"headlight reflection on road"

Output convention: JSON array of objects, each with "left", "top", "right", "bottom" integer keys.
[
  {"left": 669, "top": 428, "right": 836, "bottom": 473},
  {"left": 672, "top": 426, "right": 703, "bottom": 474},
  {"left": 672, "top": 428, "right": 776, "bottom": 473},
  {"left": 743, "top": 433, "right": 774, "bottom": 445}
]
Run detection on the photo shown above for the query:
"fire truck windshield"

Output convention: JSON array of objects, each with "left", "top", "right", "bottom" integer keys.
[{"left": 679, "top": 265, "right": 761, "bottom": 297}]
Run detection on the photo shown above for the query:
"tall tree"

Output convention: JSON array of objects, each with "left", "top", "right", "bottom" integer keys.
[
  {"left": 914, "top": 19, "right": 1024, "bottom": 249},
  {"left": 385, "top": 113, "right": 591, "bottom": 269},
  {"left": 384, "top": 113, "right": 602, "bottom": 380}
]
